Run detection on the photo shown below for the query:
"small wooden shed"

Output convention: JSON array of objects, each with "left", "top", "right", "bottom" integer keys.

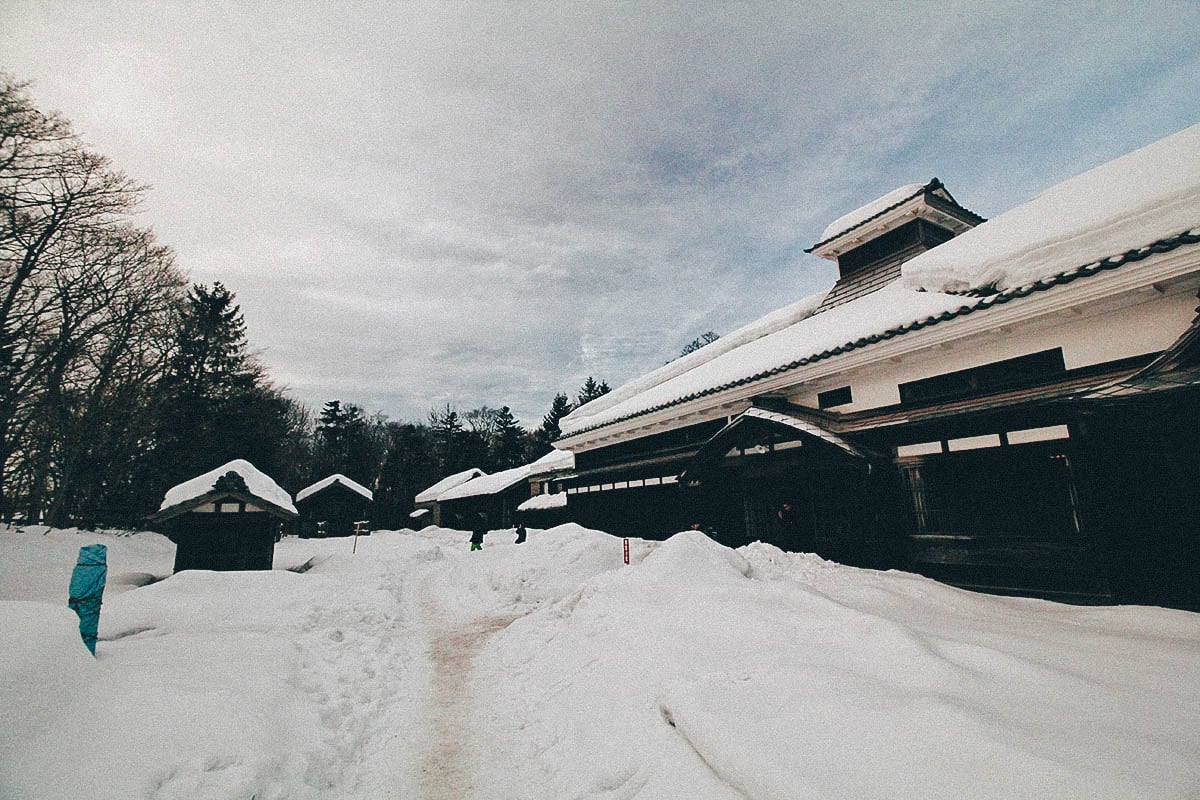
[
  {"left": 295, "top": 474, "right": 373, "bottom": 537},
  {"left": 149, "top": 459, "right": 298, "bottom": 573}
]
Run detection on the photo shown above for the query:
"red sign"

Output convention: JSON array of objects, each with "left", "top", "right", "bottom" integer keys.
[{"left": 623, "top": 538, "right": 630, "bottom": 565}]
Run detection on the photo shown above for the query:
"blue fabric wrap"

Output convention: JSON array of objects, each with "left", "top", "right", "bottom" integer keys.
[{"left": 68, "top": 544, "right": 107, "bottom": 655}]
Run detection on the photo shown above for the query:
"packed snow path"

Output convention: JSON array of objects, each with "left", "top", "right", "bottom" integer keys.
[{"left": 4, "top": 524, "right": 1200, "bottom": 799}]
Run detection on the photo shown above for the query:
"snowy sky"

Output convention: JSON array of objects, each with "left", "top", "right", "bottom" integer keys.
[{"left": 2, "top": 2, "right": 1198, "bottom": 427}]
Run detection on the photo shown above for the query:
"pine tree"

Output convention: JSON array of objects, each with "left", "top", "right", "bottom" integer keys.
[
  {"left": 150, "top": 282, "right": 298, "bottom": 491},
  {"left": 491, "top": 405, "right": 527, "bottom": 469},
  {"left": 539, "top": 392, "right": 574, "bottom": 445},
  {"left": 576, "top": 376, "right": 611, "bottom": 407},
  {"left": 429, "top": 403, "right": 467, "bottom": 473}
]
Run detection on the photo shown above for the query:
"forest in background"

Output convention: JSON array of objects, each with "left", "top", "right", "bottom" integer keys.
[{"left": 1, "top": 74, "right": 623, "bottom": 529}]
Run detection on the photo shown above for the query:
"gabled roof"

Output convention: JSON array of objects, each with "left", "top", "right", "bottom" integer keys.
[
  {"left": 296, "top": 474, "right": 373, "bottom": 503},
  {"left": 807, "top": 178, "right": 984, "bottom": 259},
  {"left": 152, "top": 459, "right": 298, "bottom": 520},
  {"left": 439, "top": 463, "right": 532, "bottom": 501},
  {"left": 415, "top": 467, "right": 484, "bottom": 504}
]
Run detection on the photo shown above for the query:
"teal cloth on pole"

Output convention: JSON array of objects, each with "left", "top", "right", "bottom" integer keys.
[{"left": 68, "top": 544, "right": 107, "bottom": 655}]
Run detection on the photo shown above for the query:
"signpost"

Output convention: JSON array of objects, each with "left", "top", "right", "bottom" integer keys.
[{"left": 353, "top": 520, "right": 369, "bottom": 554}]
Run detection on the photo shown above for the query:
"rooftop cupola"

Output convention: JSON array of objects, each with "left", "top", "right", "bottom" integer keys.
[{"left": 806, "top": 179, "right": 984, "bottom": 313}]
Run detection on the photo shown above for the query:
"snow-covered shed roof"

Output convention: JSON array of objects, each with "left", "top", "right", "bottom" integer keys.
[
  {"left": 903, "top": 123, "right": 1200, "bottom": 294},
  {"left": 517, "top": 492, "right": 568, "bottom": 512},
  {"left": 439, "top": 464, "right": 533, "bottom": 501},
  {"left": 559, "top": 124, "right": 1200, "bottom": 440},
  {"left": 415, "top": 468, "right": 484, "bottom": 504},
  {"left": 528, "top": 448, "right": 574, "bottom": 477},
  {"left": 409, "top": 508, "right": 430, "bottom": 519},
  {"left": 156, "top": 459, "right": 298, "bottom": 517},
  {"left": 295, "top": 474, "right": 373, "bottom": 503}
]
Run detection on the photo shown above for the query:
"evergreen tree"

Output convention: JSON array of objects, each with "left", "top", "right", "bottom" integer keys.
[
  {"left": 491, "top": 405, "right": 527, "bottom": 469},
  {"left": 538, "top": 392, "right": 574, "bottom": 446},
  {"left": 313, "top": 400, "right": 377, "bottom": 484},
  {"left": 679, "top": 330, "right": 720, "bottom": 357},
  {"left": 429, "top": 403, "right": 467, "bottom": 473},
  {"left": 374, "top": 422, "right": 439, "bottom": 528},
  {"left": 576, "top": 376, "right": 611, "bottom": 407},
  {"left": 150, "top": 282, "right": 299, "bottom": 492}
]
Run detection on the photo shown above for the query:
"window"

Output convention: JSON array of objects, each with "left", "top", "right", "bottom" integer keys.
[
  {"left": 899, "top": 348, "right": 1065, "bottom": 405},
  {"left": 818, "top": 385, "right": 853, "bottom": 409}
]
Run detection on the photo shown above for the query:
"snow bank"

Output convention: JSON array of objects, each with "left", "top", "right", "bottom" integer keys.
[
  {"left": 0, "top": 525, "right": 175, "bottom": 603},
  {"left": 903, "top": 123, "right": 1200, "bottom": 293},
  {"left": 159, "top": 458, "right": 297, "bottom": 514},
  {"left": 3, "top": 524, "right": 1198, "bottom": 799},
  {"left": 517, "top": 491, "right": 568, "bottom": 511},
  {"left": 476, "top": 532, "right": 1200, "bottom": 799}
]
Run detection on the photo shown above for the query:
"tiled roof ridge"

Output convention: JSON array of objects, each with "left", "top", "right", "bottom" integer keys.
[{"left": 559, "top": 227, "right": 1200, "bottom": 440}]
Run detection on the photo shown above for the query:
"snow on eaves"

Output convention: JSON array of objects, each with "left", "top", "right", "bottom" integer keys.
[
  {"left": 439, "top": 464, "right": 532, "bottom": 501},
  {"left": 562, "top": 287, "right": 831, "bottom": 436},
  {"left": 903, "top": 123, "right": 1200, "bottom": 294},
  {"left": 528, "top": 448, "right": 574, "bottom": 476},
  {"left": 817, "top": 182, "right": 928, "bottom": 245},
  {"left": 561, "top": 282, "right": 975, "bottom": 438},
  {"left": 517, "top": 492, "right": 568, "bottom": 511},
  {"left": 159, "top": 459, "right": 297, "bottom": 515},
  {"left": 296, "top": 474, "right": 373, "bottom": 503},
  {"left": 415, "top": 468, "right": 485, "bottom": 504}
]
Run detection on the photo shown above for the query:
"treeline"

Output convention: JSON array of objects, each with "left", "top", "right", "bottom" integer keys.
[{"left": 1, "top": 75, "right": 608, "bottom": 530}]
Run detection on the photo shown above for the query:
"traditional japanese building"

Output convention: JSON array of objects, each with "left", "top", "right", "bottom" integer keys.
[
  {"left": 553, "top": 125, "right": 1200, "bottom": 607},
  {"left": 516, "top": 448, "right": 574, "bottom": 527},
  {"left": 148, "top": 459, "right": 299, "bottom": 572},
  {"left": 295, "top": 474, "right": 373, "bottom": 537},
  {"left": 438, "top": 463, "right": 533, "bottom": 530},
  {"left": 414, "top": 467, "right": 484, "bottom": 527}
]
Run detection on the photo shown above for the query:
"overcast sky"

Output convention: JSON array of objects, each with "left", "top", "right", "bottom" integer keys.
[{"left": 3, "top": 2, "right": 1198, "bottom": 426}]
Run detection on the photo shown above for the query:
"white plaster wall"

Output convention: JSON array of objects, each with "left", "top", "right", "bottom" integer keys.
[{"left": 788, "top": 288, "right": 1197, "bottom": 413}]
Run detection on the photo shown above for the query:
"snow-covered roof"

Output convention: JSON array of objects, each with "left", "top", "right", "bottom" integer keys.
[
  {"left": 561, "top": 283, "right": 972, "bottom": 437},
  {"left": 415, "top": 468, "right": 484, "bottom": 504},
  {"left": 561, "top": 125, "right": 1200, "bottom": 440},
  {"left": 517, "top": 492, "right": 568, "bottom": 511},
  {"left": 158, "top": 459, "right": 297, "bottom": 515},
  {"left": 439, "top": 464, "right": 532, "bottom": 501},
  {"left": 296, "top": 474, "right": 373, "bottom": 503},
  {"left": 409, "top": 508, "right": 430, "bottom": 518},
  {"left": 528, "top": 448, "right": 574, "bottom": 476},
  {"left": 818, "top": 182, "right": 927, "bottom": 245},
  {"left": 903, "top": 123, "right": 1200, "bottom": 293},
  {"left": 562, "top": 288, "right": 830, "bottom": 436}
]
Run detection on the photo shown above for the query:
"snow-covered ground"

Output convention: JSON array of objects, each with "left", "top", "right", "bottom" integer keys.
[{"left": 3, "top": 524, "right": 1199, "bottom": 799}]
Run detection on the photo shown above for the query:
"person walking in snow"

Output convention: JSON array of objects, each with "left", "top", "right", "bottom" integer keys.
[
  {"left": 514, "top": 521, "right": 527, "bottom": 544},
  {"left": 470, "top": 512, "right": 488, "bottom": 551},
  {"left": 68, "top": 544, "right": 108, "bottom": 655}
]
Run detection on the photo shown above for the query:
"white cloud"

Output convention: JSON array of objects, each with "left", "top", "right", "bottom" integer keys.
[{"left": 3, "top": 0, "right": 1197, "bottom": 425}]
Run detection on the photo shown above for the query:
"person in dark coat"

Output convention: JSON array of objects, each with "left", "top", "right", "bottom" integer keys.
[
  {"left": 514, "top": 522, "right": 527, "bottom": 544},
  {"left": 777, "top": 501, "right": 812, "bottom": 553},
  {"left": 68, "top": 544, "right": 107, "bottom": 655},
  {"left": 470, "top": 512, "right": 488, "bottom": 551}
]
